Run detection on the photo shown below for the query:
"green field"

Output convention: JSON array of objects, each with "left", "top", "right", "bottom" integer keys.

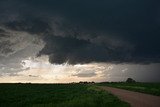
[
  {"left": 0, "top": 83, "right": 129, "bottom": 107},
  {"left": 97, "top": 82, "right": 160, "bottom": 96}
]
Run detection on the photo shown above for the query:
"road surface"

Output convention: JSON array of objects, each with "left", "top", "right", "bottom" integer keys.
[{"left": 100, "top": 86, "right": 160, "bottom": 107}]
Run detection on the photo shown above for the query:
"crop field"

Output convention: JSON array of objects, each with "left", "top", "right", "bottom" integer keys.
[
  {"left": 0, "top": 83, "right": 129, "bottom": 107},
  {"left": 97, "top": 82, "right": 160, "bottom": 96}
]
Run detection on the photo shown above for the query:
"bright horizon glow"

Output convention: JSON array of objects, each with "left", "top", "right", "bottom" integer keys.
[
  {"left": 0, "top": 55, "right": 113, "bottom": 83},
  {"left": 0, "top": 55, "right": 160, "bottom": 83}
]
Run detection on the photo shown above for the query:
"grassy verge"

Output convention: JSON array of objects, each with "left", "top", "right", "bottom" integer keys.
[
  {"left": 97, "top": 82, "right": 160, "bottom": 96},
  {"left": 0, "top": 83, "right": 130, "bottom": 107}
]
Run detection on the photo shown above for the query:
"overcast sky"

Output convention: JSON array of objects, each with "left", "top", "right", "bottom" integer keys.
[{"left": 0, "top": 0, "right": 160, "bottom": 83}]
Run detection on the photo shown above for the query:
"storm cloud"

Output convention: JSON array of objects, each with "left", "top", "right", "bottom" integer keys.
[{"left": 0, "top": 0, "right": 160, "bottom": 64}]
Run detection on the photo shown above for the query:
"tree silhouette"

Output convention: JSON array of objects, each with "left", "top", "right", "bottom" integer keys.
[{"left": 126, "top": 78, "right": 136, "bottom": 83}]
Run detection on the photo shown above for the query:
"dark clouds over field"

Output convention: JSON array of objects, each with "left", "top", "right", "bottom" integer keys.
[
  {"left": 0, "top": 0, "right": 160, "bottom": 82},
  {"left": 0, "top": 0, "right": 160, "bottom": 64}
]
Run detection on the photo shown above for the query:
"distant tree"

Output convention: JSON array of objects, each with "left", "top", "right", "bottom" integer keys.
[
  {"left": 91, "top": 81, "right": 95, "bottom": 84},
  {"left": 126, "top": 78, "right": 136, "bottom": 83}
]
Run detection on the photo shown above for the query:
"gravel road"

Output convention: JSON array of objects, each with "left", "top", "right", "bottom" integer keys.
[{"left": 100, "top": 86, "right": 160, "bottom": 107}]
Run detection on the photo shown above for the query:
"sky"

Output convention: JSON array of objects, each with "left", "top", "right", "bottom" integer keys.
[{"left": 0, "top": 0, "right": 160, "bottom": 83}]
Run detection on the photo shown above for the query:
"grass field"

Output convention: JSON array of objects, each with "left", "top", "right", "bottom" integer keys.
[
  {"left": 0, "top": 83, "right": 129, "bottom": 107},
  {"left": 97, "top": 82, "right": 160, "bottom": 96}
]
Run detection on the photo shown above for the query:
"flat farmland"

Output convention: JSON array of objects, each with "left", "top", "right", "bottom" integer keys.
[
  {"left": 0, "top": 83, "right": 129, "bottom": 107},
  {"left": 97, "top": 82, "right": 160, "bottom": 96}
]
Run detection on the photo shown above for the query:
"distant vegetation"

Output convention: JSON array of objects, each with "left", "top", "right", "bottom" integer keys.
[
  {"left": 97, "top": 82, "right": 160, "bottom": 96},
  {"left": 126, "top": 78, "right": 136, "bottom": 83},
  {"left": 0, "top": 83, "right": 129, "bottom": 107}
]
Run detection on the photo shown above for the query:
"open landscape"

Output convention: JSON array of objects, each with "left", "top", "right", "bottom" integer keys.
[
  {"left": 99, "top": 85, "right": 160, "bottom": 107},
  {"left": 0, "top": 0, "right": 160, "bottom": 107},
  {"left": 97, "top": 82, "right": 160, "bottom": 96},
  {"left": 0, "top": 83, "right": 129, "bottom": 107},
  {"left": 1, "top": 82, "right": 160, "bottom": 107}
]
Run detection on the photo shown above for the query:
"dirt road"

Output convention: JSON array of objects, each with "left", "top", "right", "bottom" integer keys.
[{"left": 100, "top": 86, "right": 160, "bottom": 107}]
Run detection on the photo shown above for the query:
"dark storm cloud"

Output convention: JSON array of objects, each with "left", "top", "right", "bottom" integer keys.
[
  {"left": 4, "top": 19, "right": 51, "bottom": 34},
  {"left": 0, "top": 41, "right": 14, "bottom": 55},
  {"left": 0, "top": 28, "right": 14, "bottom": 56},
  {"left": 0, "top": 0, "right": 160, "bottom": 64}
]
